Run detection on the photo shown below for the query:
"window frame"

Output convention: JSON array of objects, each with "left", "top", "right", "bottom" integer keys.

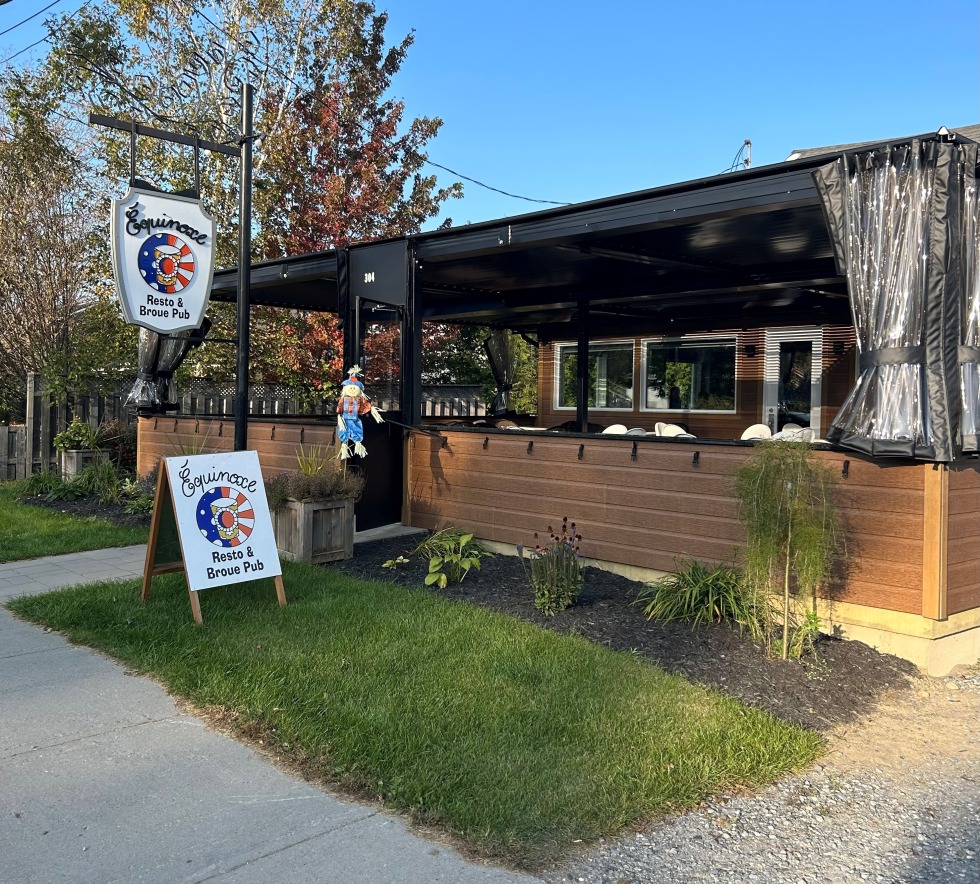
[
  {"left": 640, "top": 335, "right": 738, "bottom": 414},
  {"left": 553, "top": 339, "right": 636, "bottom": 411}
]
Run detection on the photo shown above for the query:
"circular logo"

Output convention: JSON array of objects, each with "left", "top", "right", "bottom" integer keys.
[
  {"left": 138, "top": 233, "right": 196, "bottom": 293},
  {"left": 196, "top": 486, "right": 255, "bottom": 547}
]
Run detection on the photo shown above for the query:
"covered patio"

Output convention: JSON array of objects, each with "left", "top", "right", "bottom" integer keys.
[{"left": 137, "top": 127, "right": 980, "bottom": 672}]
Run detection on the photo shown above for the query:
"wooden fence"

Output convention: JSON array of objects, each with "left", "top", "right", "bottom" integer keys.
[{"left": 1, "top": 375, "right": 485, "bottom": 478}]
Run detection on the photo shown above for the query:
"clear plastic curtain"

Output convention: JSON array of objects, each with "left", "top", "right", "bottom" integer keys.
[
  {"left": 127, "top": 327, "right": 200, "bottom": 408},
  {"left": 484, "top": 329, "right": 516, "bottom": 415},
  {"left": 815, "top": 144, "right": 935, "bottom": 455},
  {"left": 960, "top": 170, "right": 980, "bottom": 451},
  {"left": 127, "top": 327, "right": 163, "bottom": 406}
]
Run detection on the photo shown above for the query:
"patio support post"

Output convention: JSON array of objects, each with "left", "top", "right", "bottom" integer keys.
[
  {"left": 401, "top": 241, "right": 422, "bottom": 423},
  {"left": 234, "top": 82, "right": 254, "bottom": 452},
  {"left": 921, "top": 463, "right": 949, "bottom": 620},
  {"left": 338, "top": 249, "right": 354, "bottom": 372},
  {"left": 576, "top": 296, "right": 590, "bottom": 433}
]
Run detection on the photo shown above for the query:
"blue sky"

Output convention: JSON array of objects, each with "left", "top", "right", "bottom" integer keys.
[{"left": 2, "top": 0, "right": 978, "bottom": 229}]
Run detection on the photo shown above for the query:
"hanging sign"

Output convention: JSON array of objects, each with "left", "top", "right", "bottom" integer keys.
[
  {"left": 142, "top": 451, "right": 285, "bottom": 624},
  {"left": 111, "top": 187, "right": 216, "bottom": 334}
]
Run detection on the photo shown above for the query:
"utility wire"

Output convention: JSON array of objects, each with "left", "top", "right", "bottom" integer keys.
[
  {"left": 0, "top": 0, "right": 62, "bottom": 38},
  {"left": 186, "top": 6, "right": 570, "bottom": 207},
  {"left": 0, "top": 32, "right": 46, "bottom": 63},
  {"left": 423, "top": 159, "right": 569, "bottom": 206}
]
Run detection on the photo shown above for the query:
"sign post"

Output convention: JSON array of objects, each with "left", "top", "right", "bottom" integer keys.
[{"left": 143, "top": 451, "right": 285, "bottom": 623}]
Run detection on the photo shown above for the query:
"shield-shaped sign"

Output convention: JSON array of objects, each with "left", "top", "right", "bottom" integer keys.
[{"left": 111, "top": 187, "right": 216, "bottom": 334}]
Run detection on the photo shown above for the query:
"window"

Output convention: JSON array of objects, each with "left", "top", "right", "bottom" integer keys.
[
  {"left": 644, "top": 338, "right": 736, "bottom": 412},
  {"left": 556, "top": 342, "right": 634, "bottom": 409}
]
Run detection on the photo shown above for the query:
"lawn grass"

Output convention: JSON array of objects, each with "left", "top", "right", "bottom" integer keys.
[
  {"left": 6, "top": 560, "right": 824, "bottom": 865},
  {"left": 0, "top": 484, "right": 148, "bottom": 563}
]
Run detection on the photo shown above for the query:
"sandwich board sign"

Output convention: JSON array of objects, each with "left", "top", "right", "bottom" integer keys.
[
  {"left": 111, "top": 187, "right": 216, "bottom": 334},
  {"left": 142, "top": 451, "right": 285, "bottom": 623}
]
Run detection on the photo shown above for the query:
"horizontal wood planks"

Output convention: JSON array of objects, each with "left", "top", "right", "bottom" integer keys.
[
  {"left": 946, "top": 463, "right": 980, "bottom": 615},
  {"left": 137, "top": 417, "right": 341, "bottom": 478},
  {"left": 408, "top": 430, "right": 930, "bottom": 614}
]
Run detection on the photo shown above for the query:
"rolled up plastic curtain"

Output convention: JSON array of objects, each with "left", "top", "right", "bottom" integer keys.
[
  {"left": 959, "top": 155, "right": 980, "bottom": 452},
  {"left": 127, "top": 327, "right": 198, "bottom": 407},
  {"left": 814, "top": 141, "right": 970, "bottom": 462}
]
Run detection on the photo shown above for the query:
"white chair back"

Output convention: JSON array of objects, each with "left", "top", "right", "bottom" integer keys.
[{"left": 740, "top": 423, "right": 772, "bottom": 441}]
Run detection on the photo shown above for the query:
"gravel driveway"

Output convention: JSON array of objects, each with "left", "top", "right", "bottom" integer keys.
[{"left": 541, "top": 669, "right": 980, "bottom": 884}]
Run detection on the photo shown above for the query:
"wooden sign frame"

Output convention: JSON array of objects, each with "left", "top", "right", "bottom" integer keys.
[{"left": 142, "top": 462, "right": 286, "bottom": 624}]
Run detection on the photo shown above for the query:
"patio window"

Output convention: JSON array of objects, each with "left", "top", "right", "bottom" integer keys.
[
  {"left": 556, "top": 342, "right": 633, "bottom": 409},
  {"left": 643, "top": 338, "right": 736, "bottom": 412}
]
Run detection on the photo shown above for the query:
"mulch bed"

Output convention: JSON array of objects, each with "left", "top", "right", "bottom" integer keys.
[
  {"left": 29, "top": 493, "right": 918, "bottom": 733},
  {"left": 27, "top": 495, "right": 152, "bottom": 529},
  {"left": 321, "top": 533, "right": 919, "bottom": 733}
]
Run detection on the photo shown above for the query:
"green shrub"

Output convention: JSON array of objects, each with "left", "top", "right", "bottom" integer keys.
[
  {"left": 633, "top": 558, "right": 769, "bottom": 637},
  {"left": 53, "top": 417, "right": 99, "bottom": 451},
  {"left": 14, "top": 470, "right": 64, "bottom": 498},
  {"left": 70, "top": 461, "right": 124, "bottom": 504},
  {"left": 518, "top": 517, "right": 583, "bottom": 616},
  {"left": 412, "top": 527, "right": 493, "bottom": 588},
  {"left": 734, "top": 440, "right": 842, "bottom": 660}
]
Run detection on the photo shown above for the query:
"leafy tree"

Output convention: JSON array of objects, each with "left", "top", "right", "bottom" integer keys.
[
  {"left": 0, "top": 72, "right": 137, "bottom": 419},
  {"left": 14, "top": 0, "right": 463, "bottom": 395}
]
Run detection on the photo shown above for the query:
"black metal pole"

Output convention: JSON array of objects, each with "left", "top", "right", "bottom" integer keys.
[
  {"left": 576, "top": 296, "right": 590, "bottom": 433},
  {"left": 234, "top": 82, "right": 254, "bottom": 451}
]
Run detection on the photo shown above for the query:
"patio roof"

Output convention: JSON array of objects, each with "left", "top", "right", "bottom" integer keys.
[{"left": 210, "top": 127, "right": 977, "bottom": 339}]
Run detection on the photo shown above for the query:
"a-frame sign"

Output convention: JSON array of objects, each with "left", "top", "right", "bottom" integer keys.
[{"left": 142, "top": 451, "right": 285, "bottom": 623}]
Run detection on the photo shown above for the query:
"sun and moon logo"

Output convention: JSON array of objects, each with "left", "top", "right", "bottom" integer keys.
[
  {"left": 195, "top": 486, "right": 255, "bottom": 547},
  {"left": 138, "top": 233, "right": 196, "bottom": 293}
]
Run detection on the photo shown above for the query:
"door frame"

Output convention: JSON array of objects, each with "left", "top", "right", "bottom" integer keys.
[{"left": 762, "top": 327, "right": 824, "bottom": 436}]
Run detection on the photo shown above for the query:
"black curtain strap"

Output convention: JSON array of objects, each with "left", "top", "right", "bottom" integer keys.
[
  {"left": 499, "top": 383, "right": 514, "bottom": 392},
  {"left": 859, "top": 346, "right": 925, "bottom": 370},
  {"left": 136, "top": 372, "right": 156, "bottom": 382},
  {"left": 957, "top": 346, "right": 980, "bottom": 363}
]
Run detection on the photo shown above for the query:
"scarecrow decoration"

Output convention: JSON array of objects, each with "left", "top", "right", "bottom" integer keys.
[{"left": 336, "top": 365, "right": 384, "bottom": 459}]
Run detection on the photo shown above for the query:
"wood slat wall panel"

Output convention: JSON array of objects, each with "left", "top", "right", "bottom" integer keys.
[
  {"left": 138, "top": 417, "right": 341, "bottom": 478},
  {"left": 946, "top": 464, "right": 980, "bottom": 615},
  {"left": 408, "top": 430, "right": 929, "bottom": 613}
]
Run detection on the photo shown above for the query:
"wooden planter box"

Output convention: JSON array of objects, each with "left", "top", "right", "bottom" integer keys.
[
  {"left": 271, "top": 497, "right": 354, "bottom": 564},
  {"left": 58, "top": 448, "right": 100, "bottom": 481}
]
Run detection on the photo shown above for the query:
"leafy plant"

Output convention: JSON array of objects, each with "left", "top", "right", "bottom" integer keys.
[
  {"left": 382, "top": 555, "right": 409, "bottom": 570},
  {"left": 124, "top": 493, "right": 156, "bottom": 516},
  {"left": 53, "top": 417, "right": 99, "bottom": 451},
  {"left": 412, "top": 527, "right": 493, "bottom": 588},
  {"left": 518, "top": 517, "right": 584, "bottom": 616},
  {"left": 70, "top": 461, "right": 124, "bottom": 504},
  {"left": 14, "top": 469, "right": 64, "bottom": 498},
  {"left": 633, "top": 557, "right": 770, "bottom": 638},
  {"left": 734, "top": 440, "right": 842, "bottom": 660}
]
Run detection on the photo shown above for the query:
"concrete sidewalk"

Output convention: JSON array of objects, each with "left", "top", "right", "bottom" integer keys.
[{"left": 0, "top": 538, "right": 542, "bottom": 884}]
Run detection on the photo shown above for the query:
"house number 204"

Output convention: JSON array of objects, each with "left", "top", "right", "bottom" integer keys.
[{"left": 363, "top": 272, "right": 375, "bottom": 283}]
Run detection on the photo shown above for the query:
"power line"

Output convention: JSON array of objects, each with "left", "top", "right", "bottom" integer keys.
[
  {"left": 423, "top": 159, "right": 569, "bottom": 206},
  {"left": 184, "top": 8, "right": 570, "bottom": 208},
  {"left": 0, "top": 32, "right": 46, "bottom": 64},
  {"left": 0, "top": 0, "right": 62, "bottom": 38}
]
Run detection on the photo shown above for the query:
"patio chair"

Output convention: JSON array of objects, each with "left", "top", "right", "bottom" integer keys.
[
  {"left": 601, "top": 424, "right": 629, "bottom": 434},
  {"left": 740, "top": 423, "right": 772, "bottom": 440},
  {"left": 658, "top": 423, "right": 695, "bottom": 438}
]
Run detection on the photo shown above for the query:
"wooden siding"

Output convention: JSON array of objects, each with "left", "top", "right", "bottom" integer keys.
[
  {"left": 536, "top": 325, "right": 855, "bottom": 439},
  {"left": 407, "top": 430, "right": 931, "bottom": 615},
  {"left": 137, "top": 416, "right": 341, "bottom": 478},
  {"left": 947, "top": 463, "right": 980, "bottom": 616}
]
